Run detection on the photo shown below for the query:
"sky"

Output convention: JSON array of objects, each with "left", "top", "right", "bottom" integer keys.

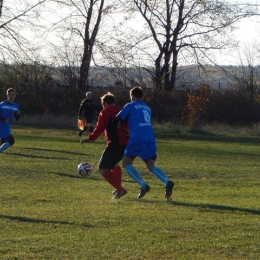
[
  {"left": 2, "top": 0, "right": 260, "bottom": 66},
  {"left": 217, "top": 16, "right": 260, "bottom": 65},
  {"left": 45, "top": 0, "right": 260, "bottom": 66},
  {"left": 130, "top": 0, "right": 260, "bottom": 66},
  {"left": 227, "top": 1, "right": 260, "bottom": 43},
  {"left": 204, "top": 0, "right": 260, "bottom": 65},
  {"left": 231, "top": 0, "right": 260, "bottom": 45}
]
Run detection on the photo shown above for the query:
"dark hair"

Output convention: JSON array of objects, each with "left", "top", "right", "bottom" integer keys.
[
  {"left": 101, "top": 92, "right": 115, "bottom": 105},
  {"left": 130, "top": 87, "right": 143, "bottom": 99}
]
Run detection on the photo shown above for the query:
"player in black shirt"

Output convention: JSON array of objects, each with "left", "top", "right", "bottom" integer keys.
[{"left": 78, "top": 92, "right": 98, "bottom": 136}]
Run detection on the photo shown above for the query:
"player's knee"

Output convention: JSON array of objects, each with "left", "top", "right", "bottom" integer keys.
[
  {"left": 122, "top": 161, "right": 128, "bottom": 168},
  {"left": 7, "top": 135, "right": 15, "bottom": 146},
  {"left": 146, "top": 160, "right": 155, "bottom": 172}
]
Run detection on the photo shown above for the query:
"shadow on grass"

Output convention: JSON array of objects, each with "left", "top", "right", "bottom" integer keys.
[
  {"left": 156, "top": 128, "right": 260, "bottom": 145},
  {"left": 0, "top": 214, "right": 92, "bottom": 228},
  {"left": 7, "top": 147, "right": 99, "bottom": 159},
  {"left": 172, "top": 201, "right": 260, "bottom": 215},
  {"left": 54, "top": 172, "right": 85, "bottom": 179},
  {"left": 24, "top": 147, "right": 87, "bottom": 156},
  {"left": 6, "top": 152, "right": 68, "bottom": 160},
  {"left": 53, "top": 172, "right": 137, "bottom": 185},
  {"left": 54, "top": 172, "right": 102, "bottom": 181}
]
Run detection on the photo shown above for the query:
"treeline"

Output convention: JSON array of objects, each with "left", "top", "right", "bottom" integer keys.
[
  {"left": 1, "top": 63, "right": 260, "bottom": 126},
  {"left": 148, "top": 86, "right": 260, "bottom": 125}
]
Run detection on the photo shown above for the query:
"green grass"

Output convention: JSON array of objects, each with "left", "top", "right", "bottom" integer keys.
[{"left": 0, "top": 124, "right": 259, "bottom": 259}]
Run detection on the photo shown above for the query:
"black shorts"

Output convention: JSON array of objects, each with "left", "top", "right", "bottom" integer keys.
[
  {"left": 84, "top": 115, "right": 93, "bottom": 124},
  {"left": 98, "top": 143, "right": 126, "bottom": 170}
]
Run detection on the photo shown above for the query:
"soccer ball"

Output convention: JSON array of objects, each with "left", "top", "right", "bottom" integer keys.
[{"left": 77, "top": 162, "right": 92, "bottom": 177}]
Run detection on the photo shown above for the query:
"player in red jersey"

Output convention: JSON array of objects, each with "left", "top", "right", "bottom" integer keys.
[{"left": 80, "top": 92, "right": 129, "bottom": 199}]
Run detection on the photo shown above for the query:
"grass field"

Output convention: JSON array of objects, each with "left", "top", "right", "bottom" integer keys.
[{"left": 0, "top": 123, "right": 259, "bottom": 259}]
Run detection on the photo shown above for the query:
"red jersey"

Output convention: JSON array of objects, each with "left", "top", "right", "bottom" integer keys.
[{"left": 88, "top": 105, "right": 129, "bottom": 145}]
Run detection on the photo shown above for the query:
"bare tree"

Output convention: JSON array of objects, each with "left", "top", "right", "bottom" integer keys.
[
  {"left": 230, "top": 43, "right": 260, "bottom": 103},
  {"left": 0, "top": 0, "right": 3, "bottom": 17},
  {"left": 77, "top": 0, "right": 105, "bottom": 92},
  {"left": 0, "top": 0, "right": 46, "bottom": 62},
  {"left": 46, "top": 0, "right": 116, "bottom": 93},
  {"left": 117, "top": 0, "right": 259, "bottom": 91}
]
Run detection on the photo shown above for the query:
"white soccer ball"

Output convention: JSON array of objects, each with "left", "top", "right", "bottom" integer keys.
[{"left": 77, "top": 162, "right": 92, "bottom": 177}]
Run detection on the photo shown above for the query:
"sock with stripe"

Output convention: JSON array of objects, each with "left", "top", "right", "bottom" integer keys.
[
  {"left": 0, "top": 141, "right": 11, "bottom": 154},
  {"left": 151, "top": 166, "right": 169, "bottom": 185},
  {"left": 125, "top": 164, "right": 146, "bottom": 189}
]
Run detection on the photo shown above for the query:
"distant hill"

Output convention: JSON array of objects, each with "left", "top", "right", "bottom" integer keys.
[{"left": 81, "top": 65, "right": 255, "bottom": 90}]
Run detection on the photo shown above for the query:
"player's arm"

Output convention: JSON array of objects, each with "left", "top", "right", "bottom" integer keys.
[
  {"left": 14, "top": 110, "right": 21, "bottom": 121},
  {"left": 78, "top": 101, "right": 85, "bottom": 119},
  {"left": 114, "top": 115, "right": 128, "bottom": 128},
  {"left": 0, "top": 116, "right": 8, "bottom": 123},
  {"left": 0, "top": 115, "right": 5, "bottom": 121},
  {"left": 80, "top": 110, "right": 109, "bottom": 143},
  {"left": 0, "top": 106, "right": 5, "bottom": 122},
  {"left": 113, "top": 116, "right": 121, "bottom": 126}
]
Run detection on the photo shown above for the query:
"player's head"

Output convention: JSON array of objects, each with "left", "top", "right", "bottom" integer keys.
[
  {"left": 100, "top": 92, "right": 115, "bottom": 108},
  {"left": 86, "top": 91, "right": 93, "bottom": 100},
  {"left": 130, "top": 87, "right": 143, "bottom": 101},
  {"left": 6, "top": 88, "right": 16, "bottom": 103}
]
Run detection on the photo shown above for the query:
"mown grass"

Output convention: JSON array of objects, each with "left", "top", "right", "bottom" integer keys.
[{"left": 0, "top": 122, "right": 259, "bottom": 259}]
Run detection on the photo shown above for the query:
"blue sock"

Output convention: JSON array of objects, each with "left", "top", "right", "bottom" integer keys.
[
  {"left": 151, "top": 166, "right": 169, "bottom": 185},
  {"left": 125, "top": 165, "right": 146, "bottom": 188},
  {"left": 0, "top": 142, "right": 11, "bottom": 154}
]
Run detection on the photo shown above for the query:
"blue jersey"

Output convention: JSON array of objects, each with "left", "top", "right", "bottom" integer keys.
[
  {"left": 117, "top": 100, "right": 155, "bottom": 143},
  {"left": 0, "top": 100, "right": 20, "bottom": 138}
]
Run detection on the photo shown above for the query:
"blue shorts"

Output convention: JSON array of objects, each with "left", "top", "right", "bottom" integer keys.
[{"left": 124, "top": 142, "right": 157, "bottom": 161}]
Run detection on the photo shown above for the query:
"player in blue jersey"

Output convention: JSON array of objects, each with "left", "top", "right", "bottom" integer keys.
[
  {"left": 0, "top": 88, "right": 21, "bottom": 154},
  {"left": 115, "top": 87, "right": 174, "bottom": 200}
]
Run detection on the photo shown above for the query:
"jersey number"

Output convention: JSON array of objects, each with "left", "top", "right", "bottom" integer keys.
[{"left": 143, "top": 110, "right": 150, "bottom": 122}]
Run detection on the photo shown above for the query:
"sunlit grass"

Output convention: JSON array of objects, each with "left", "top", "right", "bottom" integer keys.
[{"left": 0, "top": 123, "right": 259, "bottom": 259}]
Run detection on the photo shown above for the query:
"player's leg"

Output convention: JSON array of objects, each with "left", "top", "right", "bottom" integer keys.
[
  {"left": 111, "top": 144, "right": 126, "bottom": 185},
  {"left": 0, "top": 136, "right": 14, "bottom": 154},
  {"left": 122, "top": 144, "right": 150, "bottom": 198},
  {"left": 146, "top": 158, "right": 168, "bottom": 184},
  {"left": 110, "top": 145, "right": 126, "bottom": 196},
  {"left": 144, "top": 143, "right": 174, "bottom": 200},
  {"left": 88, "top": 123, "right": 93, "bottom": 133},
  {"left": 111, "top": 165, "right": 122, "bottom": 185},
  {"left": 86, "top": 116, "right": 93, "bottom": 133},
  {"left": 0, "top": 141, "right": 11, "bottom": 153},
  {"left": 99, "top": 145, "right": 127, "bottom": 199},
  {"left": 146, "top": 159, "right": 174, "bottom": 199}
]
